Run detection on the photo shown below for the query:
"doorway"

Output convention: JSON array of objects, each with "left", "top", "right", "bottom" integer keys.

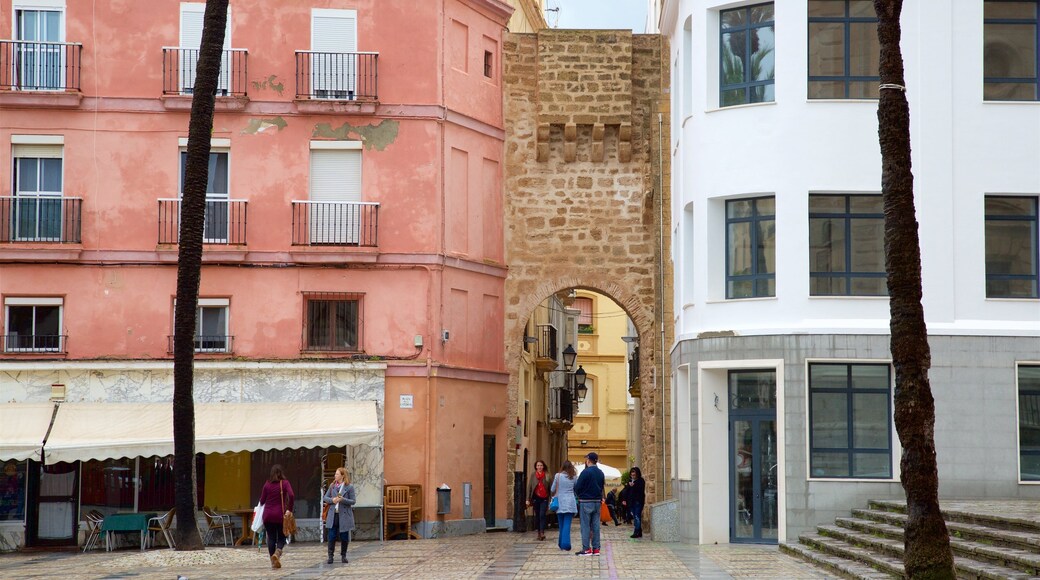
[
  {"left": 728, "top": 370, "right": 778, "bottom": 544},
  {"left": 27, "top": 461, "right": 80, "bottom": 547},
  {"left": 483, "top": 435, "right": 495, "bottom": 528}
]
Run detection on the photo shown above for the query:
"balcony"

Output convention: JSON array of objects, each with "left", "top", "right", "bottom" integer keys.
[
  {"left": 0, "top": 40, "right": 82, "bottom": 91},
  {"left": 0, "top": 197, "right": 81, "bottom": 243},
  {"left": 157, "top": 199, "right": 248, "bottom": 245},
  {"left": 167, "top": 335, "right": 233, "bottom": 354},
  {"left": 291, "top": 201, "right": 378, "bottom": 247},
  {"left": 535, "top": 324, "right": 558, "bottom": 372},
  {"left": 628, "top": 345, "right": 641, "bottom": 398},
  {"left": 295, "top": 51, "right": 378, "bottom": 100},
  {"left": 548, "top": 374, "right": 575, "bottom": 430},
  {"left": 161, "top": 47, "right": 248, "bottom": 109},
  {"left": 2, "top": 333, "right": 66, "bottom": 354}
]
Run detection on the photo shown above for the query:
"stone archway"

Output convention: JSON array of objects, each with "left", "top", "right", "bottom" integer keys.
[{"left": 502, "top": 29, "right": 671, "bottom": 521}]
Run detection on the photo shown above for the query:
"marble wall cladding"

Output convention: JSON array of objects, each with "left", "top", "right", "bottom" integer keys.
[{"left": 0, "top": 526, "right": 22, "bottom": 551}]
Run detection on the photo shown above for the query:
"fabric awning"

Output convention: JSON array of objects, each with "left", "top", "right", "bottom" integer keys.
[
  {"left": 0, "top": 403, "right": 59, "bottom": 461},
  {"left": 2, "top": 401, "right": 379, "bottom": 464}
]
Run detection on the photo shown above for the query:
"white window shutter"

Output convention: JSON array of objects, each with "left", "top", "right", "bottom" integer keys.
[
  {"left": 179, "top": 3, "right": 231, "bottom": 94},
  {"left": 309, "top": 150, "right": 362, "bottom": 243},
  {"left": 312, "top": 11, "right": 357, "bottom": 97},
  {"left": 12, "top": 144, "right": 62, "bottom": 158}
]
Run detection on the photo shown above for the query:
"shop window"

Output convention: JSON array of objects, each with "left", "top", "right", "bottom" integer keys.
[
  {"left": 1019, "top": 366, "right": 1040, "bottom": 480},
  {"left": 250, "top": 447, "right": 344, "bottom": 519},
  {"left": 0, "top": 460, "right": 26, "bottom": 521},
  {"left": 808, "top": 363, "right": 893, "bottom": 479}
]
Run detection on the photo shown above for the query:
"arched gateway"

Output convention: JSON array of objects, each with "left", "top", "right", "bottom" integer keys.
[{"left": 502, "top": 29, "right": 672, "bottom": 524}]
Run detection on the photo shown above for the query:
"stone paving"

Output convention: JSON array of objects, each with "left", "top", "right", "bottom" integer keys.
[{"left": 0, "top": 523, "right": 836, "bottom": 579}]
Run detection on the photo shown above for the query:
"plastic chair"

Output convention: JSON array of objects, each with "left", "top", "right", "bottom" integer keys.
[
  {"left": 202, "top": 506, "right": 234, "bottom": 546},
  {"left": 147, "top": 507, "right": 176, "bottom": 549},
  {"left": 82, "top": 510, "right": 105, "bottom": 552}
]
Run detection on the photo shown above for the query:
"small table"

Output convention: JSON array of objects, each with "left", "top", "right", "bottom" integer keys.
[
  {"left": 230, "top": 508, "right": 256, "bottom": 546},
  {"left": 101, "top": 512, "right": 157, "bottom": 551}
]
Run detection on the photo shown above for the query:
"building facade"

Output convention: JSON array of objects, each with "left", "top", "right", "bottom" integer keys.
[
  {"left": 0, "top": 0, "right": 514, "bottom": 550},
  {"left": 655, "top": 0, "right": 1040, "bottom": 545}
]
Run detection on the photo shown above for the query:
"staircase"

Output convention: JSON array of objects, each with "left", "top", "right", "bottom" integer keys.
[{"left": 781, "top": 499, "right": 1040, "bottom": 579}]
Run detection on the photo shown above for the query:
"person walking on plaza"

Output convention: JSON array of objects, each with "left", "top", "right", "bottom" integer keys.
[
  {"left": 259, "top": 465, "right": 295, "bottom": 569},
  {"left": 624, "top": 466, "right": 646, "bottom": 538},
  {"left": 573, "top": 452, "right": 605, "bottom": 556},
  {"left": 322, "top": 467, "right": 355, "bottom": 564},
  {"left": 551, "top": 460, "right": 578, "bottom": 551},
  {"left": 526, "top": 459, "right": 551, "bottom": 540}
]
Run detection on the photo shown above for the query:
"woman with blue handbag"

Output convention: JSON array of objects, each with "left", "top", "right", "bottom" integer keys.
[{"left": 550, "top": 461, "right": 578, "bottom": 551}]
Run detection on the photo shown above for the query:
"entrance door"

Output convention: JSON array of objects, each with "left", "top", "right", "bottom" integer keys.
[
  {"left": 728, "top": 370, "right": 778, "bottom": 544},
  {"left": 483, "top": 435, "right": 496, "bottom": 527},
  {"left": 27, "top": 461, "right": 79, "bottom": 547}
]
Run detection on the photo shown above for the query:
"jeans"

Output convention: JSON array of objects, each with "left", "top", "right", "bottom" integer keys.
[
  {"left": 531, "top": 497, "right": 549, "bottom": 534},
  {"left": 578, "top": 501, "right": 601, "bottom": 551},
  {"left": 631, "top": 502, "right": 644, "bottom": 535},
  {"left": 557, "top": 512, "right": 574, "bottom": 550},
  {"left": 264, "top": 522, "right": 287, "bottom": 556},
  {"left": 327, "top": 512, "right": 350, "bottom": 556}
]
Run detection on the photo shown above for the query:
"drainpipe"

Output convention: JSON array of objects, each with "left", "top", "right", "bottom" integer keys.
[{"left": 658, "top": 110, "right": 667, "bottom": 500}]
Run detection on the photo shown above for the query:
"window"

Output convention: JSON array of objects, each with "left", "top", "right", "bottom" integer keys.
[
  {"left": 308, "top": 146, "right": 363, "bottom": 245},
  {"left": 807, "top": 0, "right": 880, "bottom": 99},
  {"left": 179, "top": 150, "right": 230, "bottom": 243},
  {"left": 1019, "top": 366, "right": 1040, "bottom": 480},
  {"left": 986, "top": 196, "right": 1038, "bottom": 298},
  {"left": 12, "top": 144, "right": 63, "bottom": 241},
  {"left": 984, "top": 1, "right": 1039, "bottom": 101},
  {"left": 304, "top": 292, "right": 362, "bottom": 351},
  {"left": 577, "top": 376, "right": 594, "bottom": 416},
  {"left": 179, "top": 2, "right": 232, "bottom": 95},
  {"left": 720, "top": 3, "right": 775, "bottom": 107},
  {"left": 726, "top": 197, "right": 776, "bottom": 298},
  {"left": 311, "top": 8, "right": 358, "bottom": 99},
  {"left": 809, "top": 363, "right": 892, "bottom": 479},
  {"left": 484, "top": 50, "right": 493, "bottom": 78},
  {"left": 4, "top": 297, "right": 63, "bottom": 352},
  {"left": 809, "top": 194, "right": 886, "bottom": 296},
  {"left": 196, "top": 302, "right": 229, "bottom": 352},
  {"left": 574, "top": 297, "right": 593, "bottom": 333},
  {"left": 14, "top": 6, "right": 64, "bottom": 90},
  {"left": 0, "top": 460, "right": 26, "bottom": 521}
]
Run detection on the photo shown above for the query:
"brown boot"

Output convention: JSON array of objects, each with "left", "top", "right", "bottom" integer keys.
[{"left": 270, "top": 554, "right": 280, "bottom": 569}]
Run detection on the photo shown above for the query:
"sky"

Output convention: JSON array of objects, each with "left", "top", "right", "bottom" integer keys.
[{"left": 550, "top": 0, "right": 648, "bottom": 33}]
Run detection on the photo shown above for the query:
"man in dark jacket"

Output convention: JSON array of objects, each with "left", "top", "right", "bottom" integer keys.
[
  {"left": 573, "top": 452, "right": 605, "bottom": 556},
  {"left": 604, "top": 488, "right": 620, "bottom": 525}
]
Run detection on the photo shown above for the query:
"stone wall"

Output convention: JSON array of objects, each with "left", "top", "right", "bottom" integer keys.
[{"left": 503, "top": 30, "right": 670, "bottom": 517}]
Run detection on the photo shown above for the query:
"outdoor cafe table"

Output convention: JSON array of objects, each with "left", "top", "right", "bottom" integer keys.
[
  {"left": 101, "top": 512, "right": 157, "bottom": 551},
  {"left": 229, "top": 508, "right": 256, "bottom": 546}
]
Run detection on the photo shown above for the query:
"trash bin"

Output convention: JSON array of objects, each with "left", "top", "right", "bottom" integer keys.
[{"left": 437, "top": 486, "right": 451, "bottom": 514}]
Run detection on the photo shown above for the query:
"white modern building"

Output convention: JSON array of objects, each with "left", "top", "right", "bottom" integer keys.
[{"left": 654, "top": 0, "right": 1040, "bottom": 545}]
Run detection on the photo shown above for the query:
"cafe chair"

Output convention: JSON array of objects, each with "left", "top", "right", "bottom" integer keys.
[
  {"left": 82, "top": 510, "right": 105, "bottom": 552},
  {"left": 385, "top": 485, "right": 419, "bottom": 540},
  {"left": 147, "top": 507, "right": 177, "bottom": 550},
  {"left": 202, "top": 506, "right": 234, "bottom": 546}
]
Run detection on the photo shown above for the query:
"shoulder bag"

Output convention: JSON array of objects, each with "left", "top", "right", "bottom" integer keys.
[{"left": 281, "top": 481, "right": 297, "bottom": 536}]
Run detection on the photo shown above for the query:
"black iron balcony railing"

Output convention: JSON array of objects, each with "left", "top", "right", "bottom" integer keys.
[
  {"left": 628, "top": 346, "right": 640, "bottom": 388},
  {"left": 0, "top": 40, "right": 82, "bottom": 91},
  {"left": 549, "top": 386, "right": 574, "bottom": 425},
  {"left": 2, "top": 334, "right": 66, "bottom": 353},
  {"left": 162, "top": 47, "right": 248, "bottom": 96},
  {"left": 157, "top": 198, "right": 248, "bottom": 245},
  {"left": 0, "top": 196, "right": 81, "bottom": 243},
  {"left": 295, "top": 51, "right": 378, "bottom": 100},
  {"left": 537, "top": 324, "right": 558, "bottom": 362},
  {"left": 167, "top": 335, "right": 233, "bottom": 354},
  {"left": 291, "top": 201, "right": 379, "bottom": 246}
]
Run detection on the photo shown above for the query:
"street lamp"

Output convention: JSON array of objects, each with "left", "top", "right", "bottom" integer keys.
[
  {"left": 574, "top": 365, "right": 588, "bottom": 403},
  {"left": 562, "top": 344, "right": 577, "bottom": 370}
]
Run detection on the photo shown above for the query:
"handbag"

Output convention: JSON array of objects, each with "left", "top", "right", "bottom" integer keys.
[
  {"left": 549, "top": 496, "right": 559, "bottom": 512},
  {"left": 281, "top": 481, "right": 297, "bottom": 536},
  {"left": 250, "top": 501, "right": 265, "bottom": 533}
]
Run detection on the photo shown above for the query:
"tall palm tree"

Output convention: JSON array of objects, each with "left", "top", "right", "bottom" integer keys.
[
  {"left": 173, "top": 0, "right": 229, "bottom": 551},
  {"left": 873, "top": 1, "right": 955, "bottom": 576}
]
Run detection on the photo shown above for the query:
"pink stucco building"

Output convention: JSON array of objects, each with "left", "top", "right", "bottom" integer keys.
[{"left": 0, "top": 0, "right": 512, "bottom": 549}]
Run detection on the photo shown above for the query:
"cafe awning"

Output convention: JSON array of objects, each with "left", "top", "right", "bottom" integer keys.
[
  {"left": 1, "top": 401, "right": 380, "bottom": 464},
  {"left": 0, "top": 403, "right": 59, "bottom": 462}
]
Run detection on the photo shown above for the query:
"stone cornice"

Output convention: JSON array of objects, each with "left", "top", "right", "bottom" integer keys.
[
  {"left": 517, "top": 0, "right": 548, "bottom": 30},
  {"left": 459, "top": 0, "right": 515, "bottom": 25},
  {"left": 659, "top": 0, "right": 679, "bottom": 36}
]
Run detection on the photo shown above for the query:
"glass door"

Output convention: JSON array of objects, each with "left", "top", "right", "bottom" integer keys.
[
  {"left": 15, "top": 9, "right": 63, "bottom": 90},
  {"left": 483, "top": 435, "right": 495, "bottom": 528},
  {"left": 729, "top": 370, "right": 778, "bottom": 544},
  {"left": 27, "top": 461, "right": 79, "bottom": 547}
]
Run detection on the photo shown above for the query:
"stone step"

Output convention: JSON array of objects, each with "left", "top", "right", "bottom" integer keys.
[
  {"left": 780, "top": 541, "right": 898, "bottom": 580},
  {"left": 868, "top": 500, "right": 1040, "bottom": 536},
  {"left": 798, "top": 532, "right": 906, "bottom": 577},
  {"left": 816, "top": 525, "right": 1040, "bottom": 580},
  {"left": 852, "top": 510, "right": 1040, "bottom": 560}
]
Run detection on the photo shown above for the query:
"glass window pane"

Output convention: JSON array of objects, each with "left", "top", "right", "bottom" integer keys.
[
  {"left": 0, "top": 460, "right": 26, "bottom": 521},
  {"left": 808, "top": 0, "right": 844, "bottom": 17},
  {"left": 809, "top": 80, "right": 846, "bottom": 99},
  {"left": 35, "top": 306, "right": 60, "bottom": 336},
  {"left": 985, "top": 2, "right": 1037, "bottom": 19},
  {"left": 755, "top": 197, "right": 775, "bottom": 216},
  {"left": 16, "top": 158, "right": 38, "bottom": 192},
  {"left": 728, "top": 199, "right": 754, "bottom": 219},
  {"left": 730, "top": 371, "right": 776, "bottom": 409},
  {"left": 208, "top": 153, "right": 229, "bottom": 195},
  {"left": 811, "top": 392, "right": 848, "bottom": 447},
  {"left": 811, "top": 364, "right": 848, "bottom": 389},
  {"left": 1021, "top": 366, "right": 1040, "bottom": 390},
  {"left": 1021, "top": 454, "right": 1040, "bottom": 481},
  {"left": 809, "top": 22, "right": 845, "bottom": 77},
  {"left": 41, "top": 158, "right": 62, "bottom": 192},
  {"left": 80, "top": 459, "right": 135, "bottom": 518},
  {"left": 853, "top": 453, "right": 890, "bottom": 478},
  {"left": 757, "top": 277, "right": 775, "bottom": 297},
  {"left": 985, "top": 81, "right": 1037, "bottom": 100},
  {"left": 849, "top": 80, "right": 880, "bottom": 99},
  {"left": 728, "top": 279, "right": 754, "bottom": 299},
  {"left": 809, "top": 218, "right": 846, "bottom": 273},
  {"left": 850, "top": 195, "right": 883, "bottom": 214},
  {"left": 721, "top": 88, "right": 747, "bottom": 107},
  {"left": 849, "top": 23, "right": 881, "bottom": 77},
  {"left": 722, "top": 31, "right": 748, "bottom": 86},
  {"left": 849, "top": 219, "right": 884, "bottom": 272},
  {"left": 811, "top": 452, "right": 848, "bottom": 477},
  {"left": 6, "top": 306, "right": 34, "bottom": 337},
  {"left": 851, "top": 364, "right": 889, "bottom": 389},
  {"left": 752, "top": 26, "right": 775, "bottom": 82},
  {"left": 721, "top": 8, "right": 746, "bottom": 30},
  {"left": 853, "top": 392, "right": 889, "bottom": 448},
  {"left": 728, "top": 222, "right": 752, "bottom": 276},
  {"left": 810, "top": 195, "right": 846, "bottom": 214},
  {"left": 751, "top": 4, "right": 774, "bottom": 23},
  {"left": 986, "top": 221, "right": 1037, "bottom": 275},
  {"left": 987, "top": 196, "right": 1037, "bottom": 216},
  {"left": 849, "top": 1, "right": 876, "bottom": 18},
  {"left": 20, "top": 10, "right": 39, "bottom": 41},
  {"left": 756, "top": 219, "right": 776, "bottom": 274},
  {"left": 984, "top": 23, "right": 1038, "bottom": 79},
  {"left": 810, "top": 276, "right": 846, "bottom": 295},
  {"left": 850, "top": 277, "right": 888, "bottom": 296},
  {"left": 1019, "top": 394, "right": 1040, "bottom": 448}
]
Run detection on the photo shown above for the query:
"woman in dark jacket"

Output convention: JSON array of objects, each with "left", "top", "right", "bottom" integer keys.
[
  {"left": 259, "top": 464, "right": 295, "bottom": 569},
  {"left": 624, "top": 466, "right": 646, "bottom": 538},
  {"left": 322, "top": 467, "right": 355, "bottom": 564},
  {"left": 525, "top": 459, "right": 551, "bottom": 540}
]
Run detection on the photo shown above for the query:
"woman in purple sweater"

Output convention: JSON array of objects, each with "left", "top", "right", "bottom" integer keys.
[{"left": 259, "top": 465, "right": 295, "bottom": 569}]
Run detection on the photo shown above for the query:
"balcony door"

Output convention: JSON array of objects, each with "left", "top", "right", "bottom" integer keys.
[
  {"left": 311, "top": 9, "right": 357, "bottom": 99},
  {"left": 309, "top": 149, "right": 361, "bottom": 244},
  {"left": 15, "top": 8, "right": 63, "bottom": 90},
  {"left": 12, "top": 145, "right": 63, "bottom": 241},
  {"left": 179, "top": 151, "right": 230, "bottom": 243},
  {"left": 178, "top": 3, "right": 231, "bottom": 95}
]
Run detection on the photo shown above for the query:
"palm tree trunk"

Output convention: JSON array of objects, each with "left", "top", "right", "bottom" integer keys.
[
  {"left": 873, "top": 1, "right": 955, "bottom": 577},
  {"left": 173, "top": 0, "right": 229, "bottom": 551}
]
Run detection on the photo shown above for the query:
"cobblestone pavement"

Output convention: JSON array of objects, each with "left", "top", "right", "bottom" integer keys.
[{"left": 0, "top": 523, "right": 836, "bottom": 579}]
